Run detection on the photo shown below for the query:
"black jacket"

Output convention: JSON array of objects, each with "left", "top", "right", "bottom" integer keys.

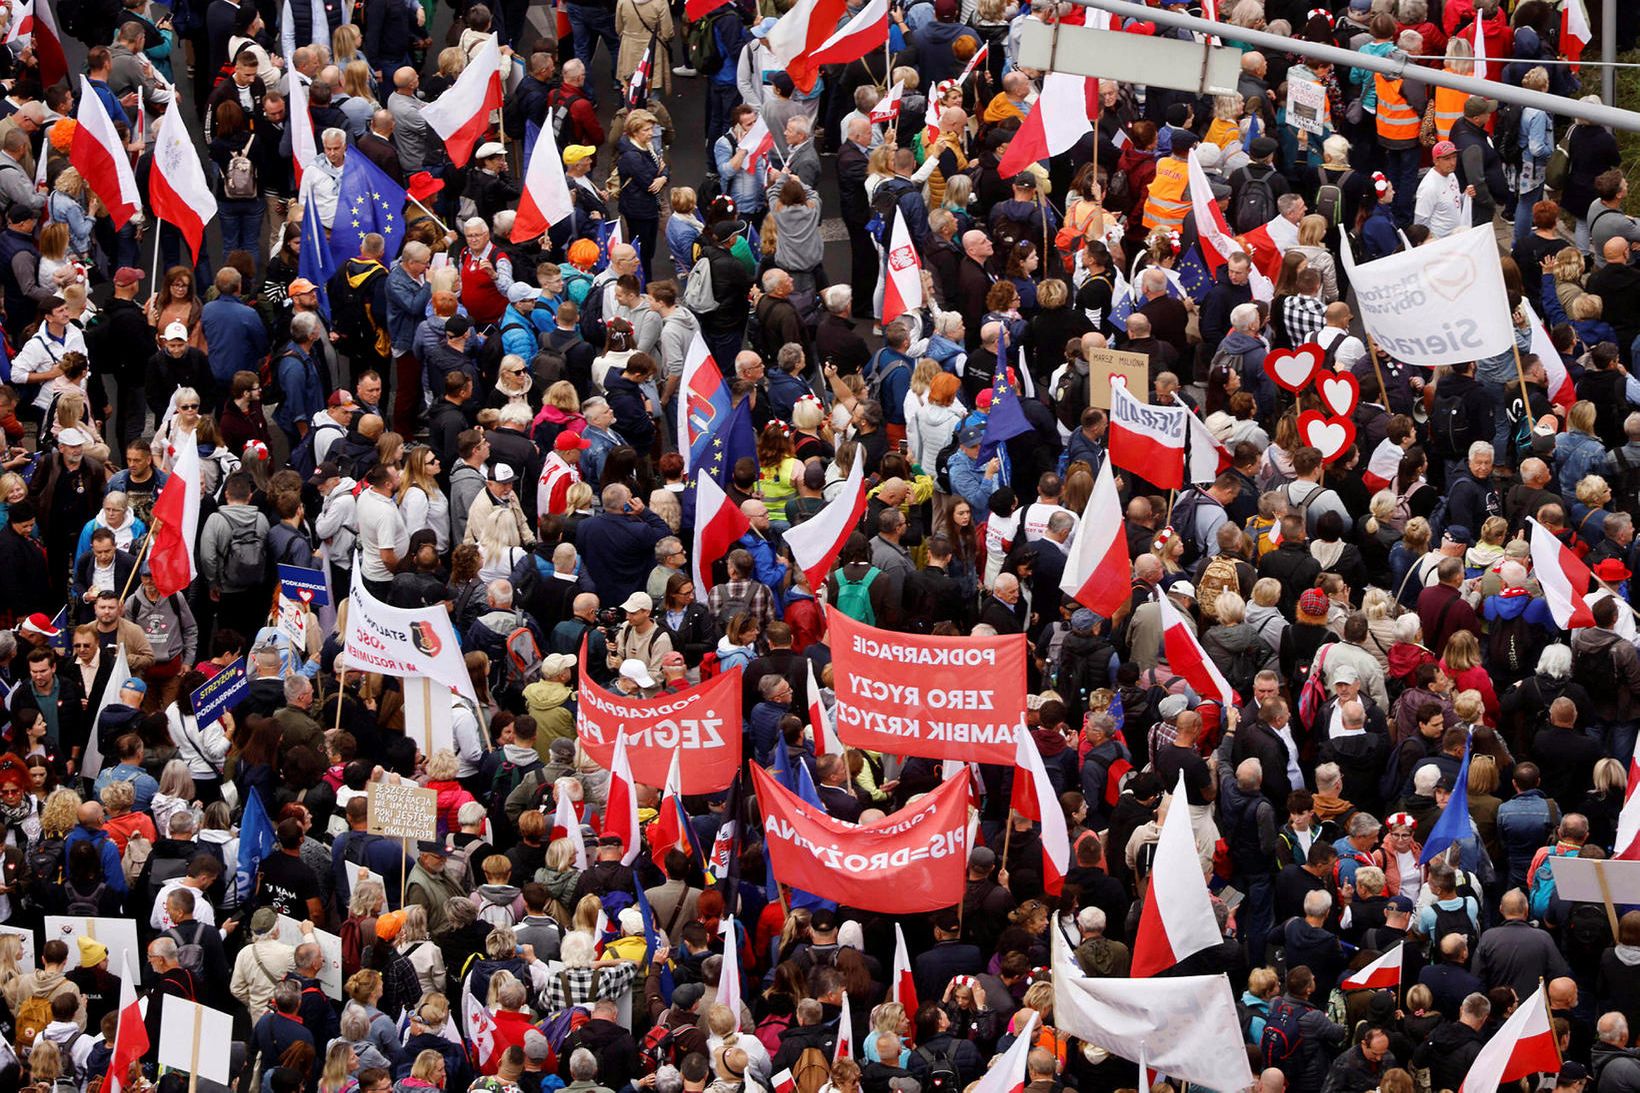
[
  {"left": 1257, "top": 542, "right": 1323, "bottom": 617},
  {"left": 1431, "top": 372, "right": 1493, "bottom": 461},
  {"left": 363, "top": 0, "right": 413, "bottom": 69},
  {"left": 1452, "top": 118, "right": 1510, "bottom": 227},
  {"left": 699, "top": 239, "right": 753, "bottom": 337},
  {"left": 0, "top": 525, "right": 50, "bottom": 625}
]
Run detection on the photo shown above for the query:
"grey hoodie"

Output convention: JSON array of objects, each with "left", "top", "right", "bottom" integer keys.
[
  {"left": 473, "top": 882, "right": 524, "bottom": 926},
  {"left": 450, "top": 463, "right": 487, "bottom": 545},
  {"left": 200, "top": 503, "right": 271, "bottom": 592}
]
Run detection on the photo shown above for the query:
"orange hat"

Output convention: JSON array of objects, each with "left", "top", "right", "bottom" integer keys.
[
  {"left": 48, "top": 119, "right": 75, "bottom": 153},
  {"left": 566, "top": 238, "right": 601, "bottom": 270},
  {"left": 375, "top": 909, "right": 406, "bottom": 941}
]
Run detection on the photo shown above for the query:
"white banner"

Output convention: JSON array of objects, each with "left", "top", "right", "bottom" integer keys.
[
  {"left": 1340, "top": 226, "right": 1512, "bottom": 366},
  {"left": 343, "top": 571, "right": 478, "bottom": 704}
]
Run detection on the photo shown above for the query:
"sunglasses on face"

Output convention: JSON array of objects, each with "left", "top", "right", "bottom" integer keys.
[{"left": 177, "top": 403, "right": 200, "bottom": 411}]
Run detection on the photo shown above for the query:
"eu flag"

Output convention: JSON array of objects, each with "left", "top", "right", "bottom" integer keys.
[
  {"left": 1176, "top": 245, "right": 1215, "bottom": 303},
  {"left": 1420, "top": 741, "right": 1471, "bottom": 865},
  {"left": 299, "top": 185, "right": 336, "bottom": 322},
  {"left": 980, "top": 340, "right": 1032, "bottom": 464},
  {"left": 791, "top": 762, "right": 837, "bottom": 911},
  {"left": 329, "top": 147, "right": 408, "bottom": 271},
  {"left": 236, "top": 787, "right": 276, "bottom": 903}
]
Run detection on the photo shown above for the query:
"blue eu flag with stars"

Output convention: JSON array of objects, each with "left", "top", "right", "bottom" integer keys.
[
  {"left": 980, "top": 340, "right": 1032, "bottom": 465},
  {"left": 329, "top": 148, "right": 407, "bottom": 271},
  {"left": 299, "top": 185, "right": 336, "bottom": 322}
]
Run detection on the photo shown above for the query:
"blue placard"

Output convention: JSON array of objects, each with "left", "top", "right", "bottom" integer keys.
[
  {"left": 191, "top": 657, "right": 249, "bottom": 727},
  {"left": 278, "top": 564, "right": 329, "bottom": 607}
]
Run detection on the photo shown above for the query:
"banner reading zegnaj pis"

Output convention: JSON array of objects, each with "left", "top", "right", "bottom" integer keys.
[
  {"left": 576, "top": 663, "right": 742, "bottom": 793},
  {"left": 826, "top": 606, "right": 1026, "bottom": 763},
  {"left": 1341, "top": 225, "right": 1513, "bottom": 366}
]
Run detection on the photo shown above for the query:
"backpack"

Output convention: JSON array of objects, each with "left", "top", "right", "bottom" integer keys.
[
  {"left": 640, "top": 1020, "right": 684, "bottom": 1075},
  {"left": 1487, "top": 609, "right": 1538, "bottom": 682},
  {"left": 683, "top": 257, "right": 718, "bottom": 314},
  {"left": 288, "top": 420, "right": 345, "bottom": 481},
  {"left": 713, "top": 585, "right": 756, "bottom": 629},
  {"left": 1494, "top": 101, "right": 1523, "bottom": 168},
  {"left": 223, "top": 517, "right": 267, "bottom": 589},
  {"left": 64, "top": 877, "right": 106, "bottom": 917},
  {"left": 792, "top": 1047, "right": 832, "bottom": 1093},
  {"left": 865, "top": 350, "right": 909, "bottom": 404},
  {"left": 934, "top": 435, "right": 961, "bottom": 493},
  {"left": 535, "top": 330, "right": 583, "bottom": 390},
  {"left": 915, "top": 1045, "right": 960, "bottom": 1093},
  {"left": 1313, "top": 170, "right": 1352, "bottom": 228},
  {"left": 1428, "top": 897, "right": 1480, "bottom": 956},
  {"left": 444, "top": 839, "right": 483, "bottom": 889},
  {"left": 578, "top": 282, "right": 608, "bottom": 349},
  {"left": 685, "top": 9, "right": 730, "bottom": 74},
  {"left": 1610, "top": 448, "right": 1640, "bottom": 520},
  {"left": 834, "top": 567, "right": 880, "bottom": 626},
  {"left": 224, "top": 136, "right": 257, "bottom": 200},
  {"left": 339, "top": 913, "right": 374, "bottom": 979},
  {"left": 1429, "top": 390, "right": 1472, "bottom": 458},
  {"left": 1053, "top": 366, "right": 1088, "bottom": 432},
  {"left": 120, "top": 832, "right": 153, "bottom": 885},
  {"left": 14, "top": 996, "right": 50, "bottom": 1058},
  {"left": 167, "top": 920, "right": 208, "bottom": 978},
  {"left": 25, "top": 835, "right": 64, "bottom": 906},
  {"left": 1572, "top": 637, "right": 1615, "bottom": 696},
  {"left": 1232, "top": 169, "right": 1278, "bottom": 234},
  {"left": 1197, "top": 555, "right": 1240, "bottom": 622},
  {"left": 1545, "top": 131, "right": 1571, "bottom": 192},
  {"left": 697, "top": 650, "right": 723, "bottom": 679},
  {"left": 489, "top": 755, "right": 541, "bottom": 820},
  {"left": 1259, "top": 997, "right": 1306, "bottom": 1071},
  {"left": 1530, "top": 845, "right": 1576, "bottom": 919},
  {"left": 1167, "top": 490, "right": 1212, "bottom": 569}
]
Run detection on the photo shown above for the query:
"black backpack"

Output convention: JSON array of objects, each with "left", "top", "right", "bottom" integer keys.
[
  {"left": 1427, "top": 898, "right": 1480, "bottom": 957},
  {"left": 915, "top": 1045, "right": 960, "bottom": 1093},
  {"left": 1232, "top": 169, "right": 1278, "bottom": 234},
  {"left": 288, "top": 420, "right": 345, "bottom": 480},
  {"left": 64, "top": 877, "right": 106, "bottom": 917},
  {"left": 25, "top": 836, "right": 64, "bottom": 907},
  {"left": 1573, "top": 638, "right": 1616, "bottom": 695},
  {"left": 1611, "top": 448, "right": 1640, "bottom": 519},
  {"left": 1259, "top": 997, "right": 1306, "bottom": 1071},
  {"left": 1487, "top": 610, "right": 1538, "bottom": 683},
  {"left": 1168, "top": 490, "right": 1210, "bottom": 569},
  {"left": 1314, "top": 169, "right": 1352, "bottom": 229},
  {"left": 1494, "top": 101, "right": 1523, "bottom": 168},
  {"left": 1429, "top": 390, "right": 1473, "bottom": 458},
  {"left": 934, "top": 435, "right": 961, "bottom": 493},
  {"left": 1053, "top": 366, "right": 1088, "bottom": 431}
]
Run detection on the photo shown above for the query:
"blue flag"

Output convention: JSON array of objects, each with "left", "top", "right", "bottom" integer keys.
[
  {"left": 790, "top": 762, "right": 837, "bottom": 911},
  {"left": 980, "top": 340, "right": 1032, "bottom": 463},
  {"left": 46, "top": 607, "right": 67, "bottom": 654},
  {"left": 329, "top": 147, "right": 408, "bottom": 272},
  {"left": 299, "top": 185, "right": 336, "bottom": 322},
  {"left": 236, "top": 787, "right": 276, "bottom": 902},
  {"left": 770, "top": 736, "right": 799, "bottom": 793},
  {"left": 1420, "top": 742, "right": 1472, "bottom": 865},
  {"left": 1176, "top": 246, "right": 1215, "bottom": 303}
]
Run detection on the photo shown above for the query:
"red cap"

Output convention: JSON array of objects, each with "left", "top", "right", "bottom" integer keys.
[{"left": 555, "top": 431, "right": 592, "bottom": 452}]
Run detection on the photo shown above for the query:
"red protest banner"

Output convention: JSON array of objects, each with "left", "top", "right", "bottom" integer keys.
[
  {"left": 576, "top": 668, "right": 743, "bottom": 793},
  {"left": 827, "top": 606, "right": 1026, "bottom": 763},
  {"left": 750, "top": 764, "right": 970, "bottom": 913}
]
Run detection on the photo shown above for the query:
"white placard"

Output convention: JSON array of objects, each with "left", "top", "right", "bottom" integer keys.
[
  {"left": 1285, "top": 77, "right": 1326, "bottom": 135},
  {"left": 277, "top": 593, "right": 309, "bottom": 651},
  {"left": 43, "top": 916, "right": 140, "bottom": 977},
  {"left": 1549, "top": 856, "right": 1640, "bottom": 904},
  {"left": 400, "top": 679, "right": 455, "bottom": 761},
  {"left": 158, "top": 995, "right": 234, "bottom": 1084},
  {"left": 273, "top": 914, "right": 344, "bottom": 1000},
  {"left": 0, "top": 925, "right": 34, "bottom": 970}
]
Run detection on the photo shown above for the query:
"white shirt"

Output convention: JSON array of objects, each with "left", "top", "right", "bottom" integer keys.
[
  {"left": 151, "top": 881, "right": 219, "bottom": 930},
  {"left": 1022, "top": 501, "right": 1076, "bottom": 541},
  {"left": 1315, "top": 326, "right": 1367, "bottom": 372},
  {"left": 355, "top": 488, "right": 409, "bottom": 582},
  {"left": 1272, "top": 722, "right": 1304, "bottom": 790},
  {"left": 1413, "top": 168, "right": 1465, "bottom": 239},
  {"left": 12, "top": 323, "right": 88, "bottom": 409},
  {"left": 92, "top": 560, "right": 115, "bottom": 593}
]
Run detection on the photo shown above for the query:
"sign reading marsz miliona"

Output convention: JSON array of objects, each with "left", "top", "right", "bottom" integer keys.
[{"left": 1342, "top": 225, "right": 1513, "bottom": 366}]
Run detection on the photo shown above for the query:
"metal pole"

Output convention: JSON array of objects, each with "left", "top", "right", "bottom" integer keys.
[
  {"left": 1604, "top": 0, "right": 1617, "bottom": 106},
  {"left": 1050, "top": 0, "right": 1640, "bottom": 133}
]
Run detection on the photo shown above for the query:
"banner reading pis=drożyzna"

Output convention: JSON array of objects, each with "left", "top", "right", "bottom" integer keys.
[{"left": 826, "top": 606, "right": 1026, "bottom": 763}]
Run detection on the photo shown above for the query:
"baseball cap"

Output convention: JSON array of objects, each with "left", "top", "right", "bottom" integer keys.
[
  {"left": 163, "top": 322, "right": 190, "bottom": 342},
  {"left": 328, "top": 390, "right": 361, "bottom": 411},
  {"left": 1011, "top": 172, "right": 1037, "bottom": 190},
  {"left": 1385, "top": 895, "right": 1415, "bottom": 914},
  {"left": 620, "top": 658, "right": 657, "bottom": 689},
  {"left": 711, "top": 219, "right": 747, "bottom": 241},
  {"left": 541, "top": 652, "right": 576, "bottom": 676},
  {"left": 4, "top": 205, "right": 32, "bottom": 224},
  {"left": 1332, "top": 663, "right": 1359, "bottom": 685},
  {"left": 112, "top": 267, "right": 144, "bottom": 287},
  {"left": 121, "top": 678, "right": 147, "bottom": 694},
  {"left": 976, "top": 389, "right": 994, "bottom": 409},
  {"left": 309, "top": 460, "right": 341, "bottom": 484},
  {"left": 20, "top": 613, "right": 58, "bottom": 638},
  {"left": 621, "top": 591, "right": 653, "bottom": 613},
  {"left": 487, "top": 462, "right": 517, "bottom": 483},
  {"left": 507, "top": 283, "right": 542, "bottom": 304},
  {"left": 662, "top": 650, "right": 686, "bottom": 668},
  {"left": 475, "top": 141, "right": 506, "bottom": 160},
  {"left": 1559, "top": 1063, "right": 1589, "bottom": 1084},
  {"left": 251, "top": 907, "right": 279, "bottom": 935},
  {"left": 1443, "top": 525, "right": 1474, "bottom": 546},
  {"left": 549, "top": 737, "right": 576, "bottom": 760},
  {"left": 445, "top": 315, "right": 472, "bottom": 338},
  {"left": 750, "top": 15, "right": 777, "bottom": 36},
  {"left": 1432, "top": 139, "right": 1457, "bottom": 158},
  {"left": 958, "top": 423, "right": 984, "bottom": 446},
  {"left": 554, "top": 431, "right": 592, "bottom": 452},
  {"left": 1071, "top": 608, "right": 1097, "bottom": 635},
  {"left": 1157, "top": 693, "right": 1189, "bottom": 720},
  {"left": 57, "top": 427, "right": 87, "bottom": 446},
  {"left": 524, "top": 1031, "right": 551, "bottom": 1062},
  {"left": 562, "top": 145, "right": 597, "bottom": 164},
  {"left": 1463, "top": 95, "right": 1495, "bottom": 117},
  {"left": 288, "top": 277, "right": 318, "bottom": 296},
  {"left": 810, "top": 909, "right": 838, "bottom": 932},
  {"left": 1170, "top": 580, "right": 1197, "bottom": 600}
]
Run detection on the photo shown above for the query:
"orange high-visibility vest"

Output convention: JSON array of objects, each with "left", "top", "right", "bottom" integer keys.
[
  {"left": 1374, "top": 74, "right": 1419, "bottom": 143},
  {"left": 1142, "top": 155, "right": 1190, "bottom": 231},
  {"left": 1432, "top": 85, "right": 1466, "bottom": 141}
]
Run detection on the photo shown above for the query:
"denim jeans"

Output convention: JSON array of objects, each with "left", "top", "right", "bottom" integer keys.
[
  {"left": 219, "top": 199, "right": 265, "bottom": 274},
  {"left": 1385, "top": 146, "right": 1419, "bottom": 226},
  {"left": 566, "top": 3, "right": 619, "bottom": 90},
  {"left": 1238, "top": 874, "right": 1274, "bottom": 965},
  {"left": 702, "top": 326, "right": 744, "bottom": 372},
  {"left": 1587, "top": 721, "right": 1638, "bottom": 767},
  {"left": 706, "top": 80, "right": 740, "bottom": 147},
  {"left": 1513, "top": 185, "right": 1543, "bottom": 250}
]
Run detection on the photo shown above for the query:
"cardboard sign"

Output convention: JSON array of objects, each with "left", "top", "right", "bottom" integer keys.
[
  {"left": 401, "top": 677, "right": 455, "bottom": 760},
  {"left": 366, "top": 781, "right": 438, "bottom": 842},
  {"left": 159, "top": 996, "right": 234, "bottom": 1084},
  {"left": 277, "top": 593, "right": 309, "bottom": 652},
  {"left": 278, "top": 563, "right": 330, "bottom": 607},
  {"left": 1086, "top": 349, "right": 1150, "bottom": 410},
  {"left": 1549, "top": 856, "right": 1640, "bottom": 904},
  {"left": 191, "top": 658, "right": 248, "bottom": 729},
  {"left": 44, "top": 916, "right": 140, "bottom": 977},
  {"left": 1286, "top": 76, "right": 1326, "bottom": 135},
  {"left": 273, "top": 915, "right": 345, "bottom": 1000}
]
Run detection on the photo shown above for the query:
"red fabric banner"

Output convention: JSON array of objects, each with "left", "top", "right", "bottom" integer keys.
[
  {"left": 751, "top": 763, "right": 971, "bottom": 913},
  {"left": 827, "top": 607, "right": 1025, "bottom": 763},
  {"left": 576, "top": 668, "right": 743, "bottom": 793}
]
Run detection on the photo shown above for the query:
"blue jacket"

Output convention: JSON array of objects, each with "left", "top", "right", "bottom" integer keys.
[
  {"left": 713, "top": 134, "right": 766, "bottom": 213},
  {"left": 737, "top": 531, "right": 788, "bottom": 602},
  {"left": 747, "top": 700, "right": 788, "bottom": 765},
  {"left": 200, "top": 297, "right": 270, "bottom": 389},
  {"left": 1554, "top": 429, "right": 1608, "bottom": 495},
  {"left": 92, "top": 762, "right": 159, "bottom": 813},
  {"left": 274, "top": 344, "right": 325, "bottom": 437},
  {"left": 1496, "top": 789, "right": 1557, "bottom": 887},
  {"left": 64, "top": 825, "right": 128, "bottom": 895},
  {"left": 573, "top": 508, "right": 672, "bottom": 605},
  {"left": 604, "top": 373, "right": 654, "bottom": 452},
  {"left": 499, "top": 304, "right": 539, "bottom": 360},
  {"left": 947, "top": 449, "right": 999, "bottom": 513},
  {"left": 870, "top": 348, "right": 916, "bottom": 427},
  {"left": 580, "top": 423, "right": 624, "bottom": 487},
  {"left": 386, "top": 264, "right": 432, "bottom": 356},
  {"left": 1361, "top": 203, "right": 1400, "bottom": 262}
]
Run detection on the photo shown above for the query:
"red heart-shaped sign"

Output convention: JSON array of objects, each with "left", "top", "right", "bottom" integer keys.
[
  {"left": 1264, "top": 344, "right": 1324, "bottom": 394},
  {"left": 1297, "top": 410, "right": 1357, "bottom": 463},
  {"left": 1318, "top": 371, "right": 1361, "bottom": 419}
]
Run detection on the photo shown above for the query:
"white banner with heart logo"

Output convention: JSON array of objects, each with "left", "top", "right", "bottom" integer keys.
[{"left": 1340, "top": 226, "right": 1512, "bottom": 366}]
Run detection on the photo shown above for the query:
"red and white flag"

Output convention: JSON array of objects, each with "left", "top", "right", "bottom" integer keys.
[
  {"left": 1160, "top": 594, "right": 1235, "bottom": 706},
  {"left": 955, "top": 42, "right": 988, "bottom": 86},
  {"left": 1362, "top": 437, "right": 1402, "bottom": 492},
  {"left": 150, "top": 106, "right": 216, "bottom": 259},
  {"left": 1187, "top": 148, "right": 1273, "bottom": 302},
  {"left": 1187, "top": 409, "right": 1232, "bottom": 484},
  {"left": 1458, "top": 983, "right": 1559, "bottom": 1093},
  {"left": 462, "top": 972, "right": 501, "bottom": 1073},
  {"left": 810, "top": 0, "right": 887, "bottom": 66},
  {"left": 806, "top": 657, "right": 843, "bottom": 757},
  {"left": 1131, "top": 772, "right": 1223, "bottom": 976},
  {"left": 1524, "top": 299, "right": 1576, "bottom": 413},
  {"left": 995, "top": 72, "right": 1092, "bottom": 178},
  {"left": 148, "top": 432, "right": 201, "bottom": 597},
  {"left": 736, "top": 116, "right": 774, "bottom": 174},
  {"left": 684, "top": 0, "right": 728, "bottom": 19},
  {"left": 1237, "top": 215, "right": 1296, "bottom": 285},
  {"left": 626, "top": 39, "right": 653, "bottom": 107},
  {"left": 771, "top": 1072, "right": 796, "bottom": 1093},
  {"left": 5, "top": 0, "right": 33, "bottom": 46},
  {"left": 422, "top": 32, "right": 503, "bottom": 166},
  {"left": 1616, "top": 756, "right": 1640, "bottom": 860},
  {"left": 716, "top": 915, "right": 742, "bottom": 1030},
  {"left": 1108, "top": 379, "right": 1186, "bottom": 489},
  {"left": 549, "top": 788, "right": 588, "bottom": 869},
  {"left": 602, "top": 732, "right": 641, "bottom": 866},
  {"left": 103, "top": 951, "right": 148, "bottom": 1093},
  {"left": 869, "top": 80, "right": 904, "bottom": 123},
  {"left": 1011, "top": 722, "right": 1071, "bottom": 895},
  {"left": 891, "top": 923, "right": 917, "bottom": 1015},
  {"left": 30, "top": 0, "right": 65, "bottom": 88},
  {"left": 70, "top": 75, "right": 139, "bottom": 228},
  {"left": 1562, "top": 0, "right": 1590, "bottom": 71},
  {"left": 1059, "top": 453, "right": 1129, "bottom": 617},
  {"left": 288, "top": 72, "right": 318, "bottom": 187},
  {"left": 649, "top": 748, "right": 686, "bottom": 868},
  {"left": 1528, "top": 516, "right": 1595, "bottom": 629},
  {"left": 880, "top": 203, "right": 922, "bottom": 326},
  {"left": 513, "top": 107, "right": 575, "bottom": 242},
  {"left": 765, "top": 0, "right": 850, "bottom": 93},
  {"left": 1340, "top": 942, "right": 1403, "bottom": 990},
  {"left": 692, "top": 468, "right": 751, "bottom": 596},
  {"left": 784, "top": 450, "right": 866, "bottom": 593},
  {"left": 833, "top": 990, "right": 853, "bottom": 1061},
  {"left": 971, "top": 1012, "right": 1036, "bottom": 1093}
]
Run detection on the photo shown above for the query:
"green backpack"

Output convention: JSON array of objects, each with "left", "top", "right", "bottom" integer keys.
[{"left": 834, "top": 567, "right": 880, "bottom": 626}]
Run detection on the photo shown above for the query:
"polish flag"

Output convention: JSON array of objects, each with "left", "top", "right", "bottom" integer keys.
[
  {"left": 771, "top": 1073, "right": 796, "bottom": 1093},
  {"left": 1340, "top": 943, "right": 1403, "bottom": 990},
  {"left": 103, "top": 951, "right": 148, "bottom": 1093},
  {"left": 676, "top": 330, "right": 726, "bottom": 475},
  {"left": 1059, "top": 453, "right": 1128, "bottom": 620},
  {"left": 70, "top": 75, "right": 139, "bottom": 228},
  {"left": 869, "top": 80, "right": 904, "bottom": 124},
  {"left": 765, "top": 0, "right": 850, "bottom": 94},
  {"left": 1524, "top": 300, "right": 1576, "bottom": 413},
  {"left": 1362, "top": 437, "right": 1403, "bottom": 492},
  {"left": 996, "top": 72, "right": 1091, "bottom": 178},
  {"left": 31, "top": 0, "right": 65, "bottom": 89},
  {"left": 1458, "top": 983, "right": 1560, "bottom": 1092},
  {"left": 891, "top": 924, "right": 917, "bottom": 1015},
  {"left": 955, "top": 42, "right": 988, "bottom": 86},
  {"left": 1471, "top": 5, "right": 1489, "bottom": 81},
  {"left": 5, "top": 0, "right": 32, "bottom": 46},
  {"left": 462, "top": 972, "right": 501, "bottom": 1073},
  {"left": 716, "top": 916, "right": 742, "bottom": 1030},
  {"left": 971, "top": 1012, "right": 1036, "bottom": 1093},
  {"left": 513, "top": 108, "right": 574, "bottom": 242},
  {"left": 422, "top": 32, "right": 503, "bottom": 166},
  {"left": 1562, "top": 0, "right": 1590, "bottom": 71},
  {"left": 549, "top": 788, "right": 588, "bottom": 869},
  {"left": 736, "top": 116, "right": 774, "bottom": 174},
  {"left": 602, "top": 732, "right": 642, "bottom": 866},
  {"left": 1236, "top": 215, "right": 1295, "bottom": 284},
  {"left": 784, "top": 450, "right": 866, "bottom": 593},
  {"left": 1187, "top": 146, "right": 1273, "bottom": 300},
  {"left": 289, "top": 72, "right": 317, "bottom": 187},
  {"left": 810, "top": 0, "right": 887, "bottom": 67},
  {"left": 149, "top": 106, "right": 217, "bottom": 259},
  {"left": 1011, "top": 722, "right": 1071, "bottom": 895},
  {"left": 833, "top": 991, "right": 853, "bottom": 1061},
  {"left": 684, "top": 0, "right": 728, "bottom": 20},
  {"left": 1131, "top": 772, "right": 1223, "bottom": 976},
  {"left": 1528, "top": 516, "right": 1595, "bottom": 629},
  {"left": 148, "top": 433, "right": 201, "bottom": 597},
  {"left": 649, "top": 748, "right": 686, "bottom": 868},
  {"left": 806, "top": 657, "right": 844, "bottom": 757},
  {"left": 1616, "top": 755, "right": 1640, "bottom": 860},
  {"left": 1108, "top": 379, "right": 1186, "bottom": 489},
  {"left": 880, "top": 203, "right": 922, "bottom": 326},
  {"left": 1160, "top": 594, "right": 1235, "bottom": 706},
  {"left": 1187, "top": 410, "right": 1232, "bottom": 484},
  {"left": 692, "top": 468, "right": 751, "bottom": 596}
]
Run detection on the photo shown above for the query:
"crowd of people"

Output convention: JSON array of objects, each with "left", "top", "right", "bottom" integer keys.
[{"left": 0, "top": 0, "right": 1635, "bottom": 1091}]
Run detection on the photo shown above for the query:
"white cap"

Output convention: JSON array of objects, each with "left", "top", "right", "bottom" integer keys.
[
  {"left": 1170, "top": 580, "right": 1197, "bottom": 600},
  {"left": 619, "top": 658, "right": 656, "bottom": 689},
  {"left": 507, "top": 283, "right": 542, "bottom": 304},
  {"left": 163, "top": 322, "right": 189, "bottom": 342},
  {"left": 620, "top": 591, "right": 653, "bottom": 613},
  {"left": 475, "top": 141, "right": 506, "bottom": 160},
  {"left": 58, "top": 427, "right": 87, "bottom": 446},
  {"left": 488, "top": 462, "right": 516, "bottom": 483}
]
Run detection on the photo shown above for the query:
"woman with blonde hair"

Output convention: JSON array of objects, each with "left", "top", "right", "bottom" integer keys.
[
  {"left": 332, "top": 24, "right": 372, "bottom": 80},
  {"left": 791, "top": 397, "right": 832, "bottom": 464},
  {"left": 398, "top": 446, "right": 450, "bottom": 554},
  {"left": 537, "top": 837, "right": 581, "bottom": 917},
  {"left": 47, "top": 168, "right": 92, "bottom": 264},
  {"left": 1556, "top": 402, "right": 1607, "bottom": 495},
  {"left": 474, "top": 506, "right": 526, "bottom": 584},
  {"left": 318, "top": 1040, "right": 360, "bottom": 1093},
  {"left": 756, "top": 423, "right": 801, "bottom": 527},
  {"left": 340, "top": 62, "right": 376, "bottom": 132},
  {"left": 531, "top": 380, "right": 585, "bottom": 450},
  {"left": 37, "top": 223, "right": 78, "bottom": 292},
  {"left": 1290, "top": 215, "right": 1339, "bottom": 302},
  {"left": 667, "top": 187, "right": 704, "bottom": 277},
  {"left": 39, "top": 787, "right": 81, "bottom": 839}
]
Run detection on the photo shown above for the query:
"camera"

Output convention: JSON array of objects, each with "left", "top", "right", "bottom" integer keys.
[{"left": 596, "top": 606, "right": 625, "bottom": 646}]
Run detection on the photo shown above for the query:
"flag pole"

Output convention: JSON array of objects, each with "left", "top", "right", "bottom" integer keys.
[
  {"left": 118, "top": 519, "right": 158, "bottom": 603},
  {"left": 1364, "top": 335, "right": 1391, "bottom": 411},
  {"left": 407, "top": 196, "right": 449, "bottom": 235},
  {"left": 1511, "top": 339, "right": 1536, "bottom": 426}
]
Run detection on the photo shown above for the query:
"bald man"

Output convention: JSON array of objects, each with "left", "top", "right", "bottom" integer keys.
[
  {"left": 956, "top": 229, "right": 997, "bottom": 351},
  {"left": 1471, "top": 888, "right": 1570, "bottom": 1000},
  {"left": 1586, "top": 235, "right": 1640, "bottom": 353}
]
